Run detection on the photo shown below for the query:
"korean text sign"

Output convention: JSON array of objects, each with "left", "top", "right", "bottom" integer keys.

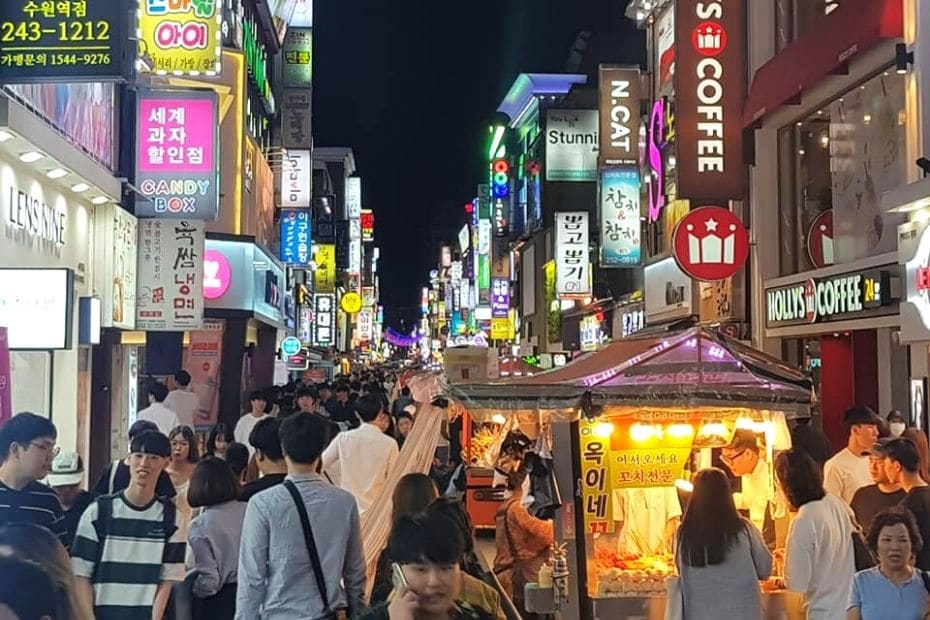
[
  {"left": 281, "top": 27, "right": 311, "bottom": 88},
  {"left": 138, "top": 0, "right": 222, "bottom": 76},
  {"left": 555, "top": 211, "right": 591, "bottom": 298},
  {"left": 599, "top": 168, "right": 642, "bottom": 266},
  {"left": 314, "top": 243, "right": 336, "bottom": 293},
  {"left": 136, "top": 219, "right": 204, "bottom": 330},
  {"left": 313, "top": 294, "right": 334, "bottom": 347},
  {"left": 0, "top": 0, "right": 125, "bottom": 81},
  {"left": 579, "top": 420, "right": 614, "bottom": 534},
  {"left": 135, "top": 89, "right": 219, "bottom": 220},
  {"left": 279, "top": 209, "right": 311, "bottom": 266}
]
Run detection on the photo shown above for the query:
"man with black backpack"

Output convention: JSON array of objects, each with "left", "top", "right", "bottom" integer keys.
[{"left": 71, "top": 430, "right": 186, "bottom": 620}]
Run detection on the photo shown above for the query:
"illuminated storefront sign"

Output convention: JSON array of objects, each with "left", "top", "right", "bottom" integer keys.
[
  {"left": 555, "top": 211, "right": 591, "bottom": 299},
  {"left": 282, "top": 27, "right": 312, "bottom": 88},
  {"left": 360, "top": 209, "right": 374, "bottom": 242},
  {"left": 546, "top": 109, "right": 598, "bottom": 181},
  {"left": 242, "top": 18, "right": 274, "bottom": 112},
  {"left": 202, "top": 248, "right": 231, "bottom": 299},
  {"left": 6, "top": 186, "right": 66, "bottom": 246},
  {"left": 766, "top": 269, "right": 896, "bottom": 327},
  {"left": 138, "top": 0, "right": 222, "bottom": 76},
  {"left": 646, "top": 98, "right": 675, "bottom": 223},
  {"left": 135, "top": 89, "right": 220, "bottom": 220},
  {"left": 279, "top": 209, "right": 311, "bottom": 266},
  {"left": 599, "top": 167, "right": 641, "bottom": 266},
  {"left": 491, "top": 278, "right": 510, "bottom": 318},
  {"left": 314, "top": 244, "right": 336, "bottom": 293},
  {"left": 598, "top": 66, "right": 641, "bottom": 166},
  {"left": 580, "top": 315, "right": 601, "bottom": 351},
  {"left": 313, "top": 294, "right": 334, "bottom": 346},
  {"left": 280, "top": 150, "right": 311, "bottom": 208},
  {"left": 675, "top": 0, "right": 746, "bottom": 201},
  {"left": 0, "top": 0, "right": 125, "bottom": 81},
  {"left": 137, "top": 219, "right": 204, "bottom": 331},
  {"left": 358, "top": 308, "right": 373, "bottom": 342}
]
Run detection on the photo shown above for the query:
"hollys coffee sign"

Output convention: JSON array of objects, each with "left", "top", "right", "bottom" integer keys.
[
  {"left": 765, "top": 269, "right": 898, "bottom": 328},
  {"left": 675, "top": 0, "right": 746, "bottom": 203}
]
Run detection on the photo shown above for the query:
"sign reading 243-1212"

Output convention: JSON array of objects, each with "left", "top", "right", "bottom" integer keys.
[{"left": 0, "top": 0, "right": 127, "bottom": 82}]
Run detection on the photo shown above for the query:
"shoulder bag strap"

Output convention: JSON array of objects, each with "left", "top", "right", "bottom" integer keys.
[
  {"left": 108, "top": 461, "right": 119, "bottom": 494},
  {"left": 284, "top": 480, "right": 331, "bottom": 614},
  {"left": 921, "top": 570, "right": 930, "bottom": 595}
]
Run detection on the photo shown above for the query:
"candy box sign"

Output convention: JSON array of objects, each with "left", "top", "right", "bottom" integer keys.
[{"left": 135, "top": 89, "right": 219, "bottom": 220}]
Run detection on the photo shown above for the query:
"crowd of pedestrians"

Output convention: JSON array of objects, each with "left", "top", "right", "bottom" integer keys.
[{"left": 0, "top": 369, "right": 496, "bottom": 620}]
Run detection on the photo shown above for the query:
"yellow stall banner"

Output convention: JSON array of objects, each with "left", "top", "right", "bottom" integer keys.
[
  {"left": 608, "top": 418, "right": 693, "bottom": 489},
  {"left": 579, "top": 420, "right": 614, "bottom": 535}
]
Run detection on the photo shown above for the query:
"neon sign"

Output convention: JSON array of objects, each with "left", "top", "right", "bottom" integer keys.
[
  {"left": 203, "top": 249, "right": 231, "bottom": 299},
  {"left": 647, "top": 99, "right": 666, "bottom": 223}
]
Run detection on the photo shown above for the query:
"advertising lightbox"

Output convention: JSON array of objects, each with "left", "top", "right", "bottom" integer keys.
[{"left": 0, "top": 269, "right": 73, "bottom": 350}]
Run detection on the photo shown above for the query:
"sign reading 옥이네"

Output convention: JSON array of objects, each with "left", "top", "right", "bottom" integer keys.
[
  {"left": 135, "top": 89, "right": 220, "bottom": 220},
  {"left": 579, "top": 420, "right": 613, "bottom": 535},
  {"left": 137, "top": 0, "right": 222, "bottom": 76},
  {"left": 0, "top": 0, "right": 126, "bottom": 81}
]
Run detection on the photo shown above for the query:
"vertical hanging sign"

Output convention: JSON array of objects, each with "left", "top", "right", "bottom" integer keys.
[
  {"left": 599, "top": 168, "right": 642, "bottom": 266},
  {"left": 555, "top": 212, "right": 591, "bottom": 298},
  {"left": 598, "top": 66, "right": 641, "bottom": 166}
]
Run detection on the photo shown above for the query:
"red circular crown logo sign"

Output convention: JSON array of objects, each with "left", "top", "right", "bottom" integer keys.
[
  {"left": 692, "top": 21, "right": 728, "bottom": 57},
  {"left": 807, "top": 209, "right": 834, "bottom": 269},
  {"left": 672, "top": 206, "right": 749, "bottom": 282}
]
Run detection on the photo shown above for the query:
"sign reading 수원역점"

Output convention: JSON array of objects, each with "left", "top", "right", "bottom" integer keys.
[
  {"left": 0, "top": 0, "right": 127, "bottom": 82},
  {"left": 138, "top": 0, "right": 222, "bottom": 76},
  {"left": 555, "top": 212, "right": 591, "bottom": 298},
  {"left": 598, "top": 66, "right": 641, "bottom": 166},
  {"left": 672, "top": 206, "right": 748, "bottom": 282},
  {"left": 135, "top": 89, "right": 220, "bottom": 220},
  {"left": 136, "top": 219, "right": 204, "bottom": 330},
  {"left": 675, "top": 0, "right": 746, "bottom": 202},
  {"left": 545, "top": 109, "right": 598, "bottom": 181},
  {"left": 599, "top": 167, "right": 642, "bottom": 266}
]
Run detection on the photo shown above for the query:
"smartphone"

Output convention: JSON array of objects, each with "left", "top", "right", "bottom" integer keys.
[{"left": 391, "top": 563, "right": 408, "bottom": 590}]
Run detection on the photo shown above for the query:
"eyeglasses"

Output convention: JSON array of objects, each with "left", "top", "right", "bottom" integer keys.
[
  {"left": 721, "top": 449, "right": 747, "bottom": 465},
  {"left": 29, "top": 442, "right": 60, "bottom": 458}
]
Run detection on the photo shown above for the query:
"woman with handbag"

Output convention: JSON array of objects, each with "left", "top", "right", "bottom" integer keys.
[
  {"left": 847, "top": 508, "right": 930, "bottom": 620},
  {"left": 775, "top": 449, "right": 856, "bottom": 620},
  {"left": 673, "top": 467, "right": 772, "bottom": 620}
]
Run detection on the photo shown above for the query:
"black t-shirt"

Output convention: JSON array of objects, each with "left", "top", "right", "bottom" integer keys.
[
  {"left": 239, "top": 473, "right": 287, "bottom": 501},
  {"left": 901, "top": 486, "right": 930, "bottom": 570},
  {"left": 60, "top": 490, "right": 94, "bottom": 549},
  {"left": 0, "top": 480, "right": 69, "bottom": 548},
  {"left": 851, "top": 484, "right": 906, "bottom": 533}
]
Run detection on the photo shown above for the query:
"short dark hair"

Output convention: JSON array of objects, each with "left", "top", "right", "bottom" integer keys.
[
  {"left": 867, "top": 507, "right": 923, "bottom": 554},
  {"left": 128, "top": 420, "right": 159, "bottom": 440},
  {"left": 774, "top": 449, "right": 826, "bottom": 509},
  {"left": 249, "top": 417, "right": 284, "bottom": 461},
  {"left": 296, "top": 387, "right": 318, "bottom": 403},
  {"left": 129, "top": 430, "right": 171, "bottom": 458},
  {"left": 428, "top": 497, "right": 475, "bottom": 555},
  {"left": 174, "top": 370, "right": 191, "bottom": 387},
  {"left": 188, "top": 457, "right": 238, "bottom": 508},
  {"left": 885, "top": 437, "right": 921, "bottom": 474},
  {"left": 335, "top": 384, "right": 350, "bottom": 394},
  {"left": 0, "top": 412, "right": 57, "bottom": 462},
  {"left": 354, "top": 394, "right": 383, "bottom": 423},
  {"left": 168, "top": 426, "right": 200, "bottom": 463},
  {"left": 206, "top": 423, "right": 234, "bottom": 457},
  {"left": 389, "top": 510, "right": 466, "bottom": 566},
  {"left": 0, "top": 555, "right": 58, "bottom": 619},
  {"left": 148, "top": 382, "right": 169, "bottom": 402},
  {"left": 727, "top": 429, "right": 760, "bottom": 454},
  {"left": 249, "top": 390, "right": 266, "bottom": 403},
  {"left": 279, "top": 412, "right": 330, "bottom": 464},
  {"left": 225, "top": 442, "right": 249, "bottom": 477},
  {"left": 844, "top": 404, "right": 879, "bottom": 437}
]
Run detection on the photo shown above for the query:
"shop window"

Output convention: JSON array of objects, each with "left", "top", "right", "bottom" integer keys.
[
  {"left": 775, "top": 0, "right": 842, "bottom": 52},
  {"left": 776, "top": 70, "right": 907, "bottom": 276}
]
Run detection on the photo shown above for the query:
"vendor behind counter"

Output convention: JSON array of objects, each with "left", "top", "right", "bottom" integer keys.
[{"left": 720, "top": 430, "right": 785, "bottom": 546}]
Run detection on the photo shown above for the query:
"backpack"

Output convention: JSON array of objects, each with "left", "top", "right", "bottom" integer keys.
[{"left": 91, "top": 494, "right": 178, "bottom": 573}]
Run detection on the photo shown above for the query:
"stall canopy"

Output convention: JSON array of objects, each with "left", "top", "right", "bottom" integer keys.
[{"left": 448, "top": 327, "right": 813, "bottom": 416}]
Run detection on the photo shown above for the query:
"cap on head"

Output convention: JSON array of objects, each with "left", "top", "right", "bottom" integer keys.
[{"left": 47, "top": 451, "right": 84, "bottom": 487}]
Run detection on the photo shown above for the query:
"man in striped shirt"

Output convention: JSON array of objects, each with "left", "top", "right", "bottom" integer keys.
[
  {"left": 0, "top": 412, "right": 68, "bottom": 548},
  {"left": 72, "top": 431, "right": 186, "bottom": 620}
]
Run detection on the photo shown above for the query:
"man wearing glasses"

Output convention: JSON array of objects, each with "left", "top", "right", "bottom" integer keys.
[
  {"left": 0, "top": 412, "right": 68, "bottom": 548},
  {"left": 721, "top": 430, "right": 781, "bottom": 545}
]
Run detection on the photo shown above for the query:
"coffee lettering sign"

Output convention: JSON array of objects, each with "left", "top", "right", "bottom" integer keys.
[
  {"left": 675, "top": 0, "right": 746, "bottom": 202},
  {"left": 598, "top": 66, "right": 641, "bottom": 165},
  {"left": 766, "top": 270, "right": 897, "bottom": 327}
]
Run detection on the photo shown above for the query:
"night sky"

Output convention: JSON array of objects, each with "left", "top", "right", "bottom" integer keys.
[{"left": 313, "top": 0, "right": 643, "bottom": 329}]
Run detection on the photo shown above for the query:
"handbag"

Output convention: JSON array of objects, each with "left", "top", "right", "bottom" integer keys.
[{"left": 285, "top": 480, "right": 343, "bottom": 620}]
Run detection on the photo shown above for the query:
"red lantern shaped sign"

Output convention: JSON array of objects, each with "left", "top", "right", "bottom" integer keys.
[
  {"left": 672, "top": 206, "right": 749, "bottom": 282},
  {"left": 807, "top": 209, "right": 834, "bottom": 269}
]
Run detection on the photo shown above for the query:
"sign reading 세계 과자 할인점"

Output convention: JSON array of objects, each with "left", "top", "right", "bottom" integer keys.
[
  {"left": 765, "top": 270, "right": 897, "bottom": 328},
  {"left": 135, "top": 89, "right": 220, "bottom": 220},
  {"left": 0, "top": 0, "right": 126, "bottom": 81}
]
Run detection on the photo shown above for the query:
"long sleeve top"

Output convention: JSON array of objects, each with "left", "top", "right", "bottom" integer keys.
[
  {"left": 235, "top": 473, "right": 366, "bottom": 620},
  {"left": 188, "top": 500, "right": 247, "bottom": 598}
]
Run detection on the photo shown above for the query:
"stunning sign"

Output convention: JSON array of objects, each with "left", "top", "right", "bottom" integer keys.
[
  {"left": 672, "top": 206, "right": 748, "bottom": 282},
  {"left": 138, "top": 0, "right": 222, "bottom": 76},
  {"left": 313, "top": 294, "right": 334, "bottom": 346},
  {"left": 545, "top": 109, "right": 598, "bottom": 181},
  {"left": 281, "top": 27, "right": 312, "bottom": 88},
  {"left": 767, "top": 270, "right": 895, "bottom": 327},
  {"left": 314, "top": 244, "right": 336, "bottom": 293},
  {"left": 491, "top": 278, "right": 510, "bottom": 318},
  {"left": 340, "top": 291, "right": 362, "bottom": 314},
  {"left": 807, "top": 209, "right": 834, "bottom": 269},
  {"left": 136, "top": 219, "right": 204, "bottom": 330},
  {"left": 203, "top": 248, "right": 231, "bottom": 299},
  {"left": 360, "top": 209, "right": 374, "bottom": 242},
  {"left": 279, "top": 209, "right": 311, "bottom": 266},
  {"left": 0, "top": 0, "right": 125, "bottom": 81},
  {"left": 135, "top": 89, "right": 219, "bottom": 219},
  {"left": 0, "top": 269, "right": 73, "bottom": 350},
  {"left": 555, "top": 212, "right": 591, "bottom": 298},
  {"left": 280, "top": 150, "right": 312, "bottom": 208},
  {"left": 598, "top": 66, "right": 641, "bottom": 165},
  {"left": 599, "top": 167, "right": 641, "bottom": 266},
  {"left": 675, "top": 0, "right": 746, "bottom": 201}
]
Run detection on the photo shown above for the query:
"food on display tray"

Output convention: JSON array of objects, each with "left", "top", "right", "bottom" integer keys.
[{"left": 594, "top": 549, "right": 675, "bottom": 597}]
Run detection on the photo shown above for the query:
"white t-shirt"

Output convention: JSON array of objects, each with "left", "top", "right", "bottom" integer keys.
[
  {"left": 322, "top": 423, "right": 399, "bottom": 515},
  {"left": 823, "top": 448, "right": 872, "bottom": 504},
  {"left": 612, "top": 487, "right": 682, "bottom": 555},
  {"left": 784, "top": 493, "right": 855, "bottom": 620},
  {"left": 137, "top": 402, "right": 181, "bottom": 436},
  {"left": 234, "top": 413, "right": 270, "bottom": 457},
  {"left": 164, "top": 389, "right": 199, "bottom": 429}
]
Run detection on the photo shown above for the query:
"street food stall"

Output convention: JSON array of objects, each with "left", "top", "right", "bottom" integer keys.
[{"left": 447, "top": 327, "right": 812, "bottom": 620}]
